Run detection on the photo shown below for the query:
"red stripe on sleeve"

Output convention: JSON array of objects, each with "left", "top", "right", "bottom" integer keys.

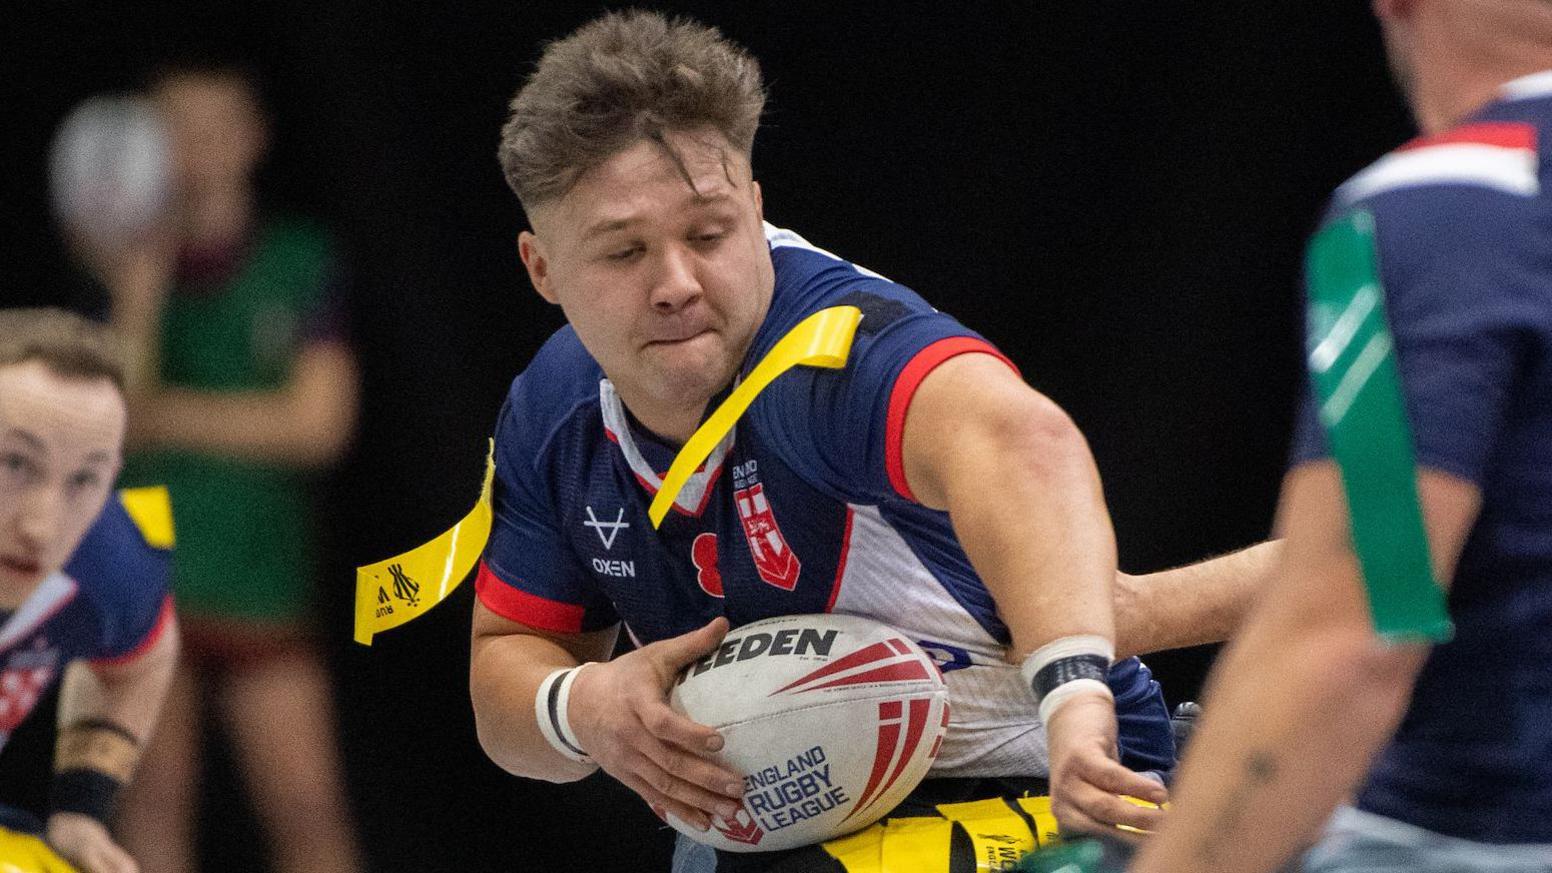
[
  {"left": 475, "top": 561, "right": 585, "bottom": 633},
  {"left": 91, "top": 595, "right": 175, "bottom": 667},
  {"left": 1398, "top": 121, "right": 1536, "bottom": 152},
  {"left": 884, "top": 337, "right": 1019, "bottom": 501}
]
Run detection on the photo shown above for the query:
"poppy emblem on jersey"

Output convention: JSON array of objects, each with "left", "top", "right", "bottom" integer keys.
[
  {"left": 714, "top": 806, "right": 764, "bottom": 846},
  {"left": 691, "top": 533, "right": 724, "bottom": 597},
  {"left": 733, "top": 482, "right": 801, "bottom": 591}
]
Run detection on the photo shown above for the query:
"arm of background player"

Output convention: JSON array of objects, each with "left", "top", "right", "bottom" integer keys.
[
  {"left": 899, "top": 352, "right": 1166, "bottom": 834},
  {"left": 128, "top": 340, "right": 358, "bottom": 469},
  {"left": 1113, "top": 540, "right": 1282, "bottom": 658},
  {"left": 1129, "top": 463, "right": 1479, "bottom": 873},
  {"left": 57, "top": 614, "right": 180, "bottom": 753}
]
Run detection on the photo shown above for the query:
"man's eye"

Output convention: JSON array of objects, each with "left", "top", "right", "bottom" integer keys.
[
  {"left": 607, "top": 246, "right": 642, "bottom": 261},
  {"left": 68, "top": 471, "right": 102, "bottom": 491},
  {"left": 692, "top": 231, "right": 726, "bottom": 245}
]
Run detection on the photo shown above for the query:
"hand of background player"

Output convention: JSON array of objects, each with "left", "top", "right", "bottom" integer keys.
[
  {"left": 47, "top": 811, "right": 139, "bottom": 873},
  {"left": 1045, "top": 692, "right": 1168, "bottom": 839},
  {"left": 567, "top": 617, "right": 747, "bottom": 831}
]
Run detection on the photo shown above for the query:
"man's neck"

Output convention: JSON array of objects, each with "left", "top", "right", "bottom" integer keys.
[{"left": 624, "top": 398, "right": 707, "bottom": 448}]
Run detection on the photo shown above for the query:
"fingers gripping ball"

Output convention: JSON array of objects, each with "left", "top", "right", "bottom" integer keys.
[
  {"left": 0, "top": 827, "right": 79, "bottom": 873},
  {"left": 666, "top": 614, "right": 950, "bottom": 852}
]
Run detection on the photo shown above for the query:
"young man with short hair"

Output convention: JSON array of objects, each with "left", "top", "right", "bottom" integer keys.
[
  {"left": 0, "top": 307, "right": 178, "bottom": 873},
  {"left": 469, "top": 11, "right": 1271, "bottom": 871}
]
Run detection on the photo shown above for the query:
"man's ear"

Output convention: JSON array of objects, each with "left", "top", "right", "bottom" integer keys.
[
  {"left": 751, "top": 180, "right": 764, "bottom": 221},
  {"left": 518, "top": 231, "right": 558, "bottom": 304}
]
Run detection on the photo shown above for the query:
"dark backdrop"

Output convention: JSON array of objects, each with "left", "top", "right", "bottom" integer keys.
[{"left": 0, "top": 3, "right": 1413, "bottom": 871}]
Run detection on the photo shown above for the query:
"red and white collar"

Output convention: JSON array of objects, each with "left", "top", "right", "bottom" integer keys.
[{"left": 598, "top": 379, "right": 733, "bottom": 518}]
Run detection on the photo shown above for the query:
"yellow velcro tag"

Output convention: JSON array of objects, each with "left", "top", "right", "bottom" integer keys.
[
  {"left": 648, "top": 305, "right": 861, "bottom": 527},
  {"left": 937, "top": 799, "right": 1038, "bottom": 868},
  {"left": 1013, "top": 796, "right": 1062, "bottom": 846},
  {"left": 117, "top": 486, "right": 174, "bottom": 549},
  {"left": 0, "top": 824, "right": 80, "bottom": 872},
  {"left": 352, "top": 443, "right": 495, "bottom": 645},
  {"left": 879, "top": 816, "right": 953, "bottom": 873},
  {"left": 822, "top": 822, "right": 886, "bottom": 873}
]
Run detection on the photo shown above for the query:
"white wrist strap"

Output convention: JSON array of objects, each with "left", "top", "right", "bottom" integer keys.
[
  {"left": 535, "top": 664, "right": 595, "bottom": 764},
  {"left": 1019, "top": 634, "right": 1115, "bottom": 725}
]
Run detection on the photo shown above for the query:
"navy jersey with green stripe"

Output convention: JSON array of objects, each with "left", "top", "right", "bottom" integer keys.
[{"left": 1292, "top": 72, "right": 1552, "bottom": 844}]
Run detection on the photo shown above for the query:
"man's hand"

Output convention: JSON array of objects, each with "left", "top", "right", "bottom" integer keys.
[
  {"left": 46, "top": 812, "right": 138, "bottom": 873},
  {"left": 566, "top": 617, "right": 746, "bottom": 831},
  {"left": 1046, "top": 692, "right": 1168, "bottom": 839}
]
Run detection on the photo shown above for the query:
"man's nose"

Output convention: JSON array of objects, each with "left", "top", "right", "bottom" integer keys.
[
  {"left": 16, "top": 488, "right": 63, "bottom": 552},
  {"left": 649, "top": 244, "right": 703, "bottom": 312}
]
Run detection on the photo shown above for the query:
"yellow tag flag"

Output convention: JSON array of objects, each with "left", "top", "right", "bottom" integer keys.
[
  {"left": 118, "top": 485, "right": 175, "bottom": 549},
  {"left": 353, "top": 444, "right": 495, "bottom": 645},
  {"left": 649, "top": 305, "right": 861, "bottom": 527}
]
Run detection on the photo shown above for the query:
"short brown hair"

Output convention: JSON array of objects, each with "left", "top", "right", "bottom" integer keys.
[
  {"left": 0, "top": 308, "right": 125, "bottom": 392},
  {"left": 498, "top": 10, "right": 766, "bottom": 209}
]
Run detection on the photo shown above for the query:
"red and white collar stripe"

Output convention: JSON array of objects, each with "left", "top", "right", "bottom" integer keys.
[
  {"left": 0, "top": 572, "right": 78, "bottom": 651},
  {"left": 598, "top": 379, "right": 733, "bottom": 517},
  {"left": 1337, "top": 121, "right": 1539, "bottom": 204}
]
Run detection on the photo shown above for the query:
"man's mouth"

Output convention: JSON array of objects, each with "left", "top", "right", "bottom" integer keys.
[{"left": 646, "top": 329, "right": 713, "bottom": 347}]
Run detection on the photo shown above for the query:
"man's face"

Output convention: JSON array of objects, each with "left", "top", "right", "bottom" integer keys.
[
  {"left": 153, "top": 73, "right": 268, "bottom": 196},
  {"left": 520, "top": 130, "right": 775, "bottom": 427},
  {"left": 0, "top": 362, "right": 125, "bottom": 599}
]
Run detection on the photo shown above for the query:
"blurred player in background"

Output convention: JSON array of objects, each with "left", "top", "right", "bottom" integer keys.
[
  {"left": 0, "top": 308, "right": 178, "bottom": 873},
  {"left": 1131, "top": 0, "right": 1552, "bottom": 871},
  {"left": 468, "top": 11, "right": 1276, "bottom": 872},
  {"left": 59, "top": 63, "right": 363, "bottom": 873}
]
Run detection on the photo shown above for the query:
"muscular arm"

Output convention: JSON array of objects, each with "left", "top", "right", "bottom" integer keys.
[
  {"left": 469, "top": 601, "right": 617, "bottom": 782},
  {"left": 131, "top": 341, "right": 358, "bottom": 468},
  {"left": 1113, "top": 540, "right": 1281, "bottom": 658},
  {"left": 901, "top": 354, "right": 1117, "bottom": 659},
  {"left": 1131, "top": 463, "right": 1480, "bottom": 873},
  {"left": 901, "top": 354, "right": 1167, "bottom": 833}
]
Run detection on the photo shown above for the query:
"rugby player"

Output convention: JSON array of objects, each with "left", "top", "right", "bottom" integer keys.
[
  {"left": 467, "top": 11, "right": 1274, "bottom": 871},
  {"left": 1133, "top": 1, "right": 1552, "bottom": 870},
  {"left": 0, "top": 308, "right": 177, "bottom": 873}
]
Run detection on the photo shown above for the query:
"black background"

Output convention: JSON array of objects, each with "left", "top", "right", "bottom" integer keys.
[{"left": 0, "top": 2, "right": 1413, "bottom": 870}]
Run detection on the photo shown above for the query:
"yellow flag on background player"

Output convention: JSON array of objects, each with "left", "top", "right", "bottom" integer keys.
[
  {"left": 649, "top": 305, "right": 861, "bottom": 527},
  {"left": 118, "top": 485, "right": 174, "bottom": 549},
  {"left": 352, "top": 443, "right": 494, "bottom": 645}
]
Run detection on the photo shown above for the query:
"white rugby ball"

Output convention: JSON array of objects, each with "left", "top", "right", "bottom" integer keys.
[{"left": 667, "top": 613, "right": 950, "bottom": 852}]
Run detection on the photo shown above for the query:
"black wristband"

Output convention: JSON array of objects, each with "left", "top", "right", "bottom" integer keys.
[
  {"left": 1030, "top": 654, "right": 1110, "bottom": 703},
  {"left": 48, "top": 768, "right": 122, "bottom": 825}
]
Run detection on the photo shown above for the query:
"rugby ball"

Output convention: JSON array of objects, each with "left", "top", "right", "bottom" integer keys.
[{"left": 667, "top": 613, "right": 950, "bottom": 852}]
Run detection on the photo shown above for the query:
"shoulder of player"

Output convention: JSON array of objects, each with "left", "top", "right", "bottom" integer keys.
[
  {"left": 62, "top": 496, "right": 169, "bottom": 609},
  {"left": 496, "top": 325, "right": 601, "bottom": 464},
  {"left": 1335, "top": 121, "right": 1542, "bottom": 212}
]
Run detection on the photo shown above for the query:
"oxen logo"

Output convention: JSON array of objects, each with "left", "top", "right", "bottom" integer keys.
[
  {"left": 732, "top": 461, "right": 800, "bottom": 591},
  {"left": 714, "top": 806, "right": 764, "bottom": 846}
]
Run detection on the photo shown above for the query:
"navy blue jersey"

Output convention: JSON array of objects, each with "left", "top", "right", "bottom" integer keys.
[
  {"left": 1292, "top": 72, "right": 1552, "bottom": 843},
  {"left": 480, "top": 224, "right": 1174, "bottom": 778},
  {"left": 0, "top": 494, "right": 173, "bottom": 751}
]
